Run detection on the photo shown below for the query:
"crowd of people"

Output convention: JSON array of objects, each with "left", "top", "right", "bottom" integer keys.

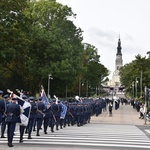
[{"left": 0, "top": 89, "right": 115, "bottom": 147}]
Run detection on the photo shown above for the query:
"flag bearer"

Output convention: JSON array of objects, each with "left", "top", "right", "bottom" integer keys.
[{"left": 19, "top": 95, "right": 28, "bottom": 143}]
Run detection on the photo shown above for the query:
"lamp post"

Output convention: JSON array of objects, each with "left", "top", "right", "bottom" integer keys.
[
  {"left": 47, "top": 74, "right": 53, "bottom": 98},
  {"left": 135, "top": 77, "right": 138, "bottom": 98},
  {"left": 132, "top": 81, "right": 135, "bottom": 98},
  {"left": 135, "top": 77, "right": 141, "bottom": 98}
]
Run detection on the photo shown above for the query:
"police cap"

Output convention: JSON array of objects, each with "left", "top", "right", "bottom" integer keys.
[
  {"left": 29, "top": 96, "right": 34, "bottom": 101},
  {"left": 22, "top": 95, "right": 27, "bottom": 99},
  {"left": 0, "top": 90, "right": 3, "bottom": 94},
  {"left": 3, "top": 94, "right": 9, "bottom": 98},
  {"left": 38, "top": 96, "right": 42, "bottom": 101},
  {"left": 12, "top": 97, "right": 18, "bottom": 101}
]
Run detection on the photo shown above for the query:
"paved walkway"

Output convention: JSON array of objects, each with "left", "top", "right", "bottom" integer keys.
[{"left": 91, "top": 104, "right": 149, "bottom": 126}]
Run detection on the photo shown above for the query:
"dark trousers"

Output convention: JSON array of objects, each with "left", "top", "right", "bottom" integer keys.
[
  {"left": 36, "top": 118, "right": 43, "bottom": 134},
  {"left": 7, "top": 122, "right": 16, "bottom": 144},
  {"left": 20, "top": 125, "right": 26, "bottom": 139},
  {"left": 28, "top": 118, "right": 35, "bottom": 136},
  {"left": 43, "top": 118, "right": 50, "bottom": 132},
  {"left": 1, "top": 117, "right": 6, "bottom": 136}
]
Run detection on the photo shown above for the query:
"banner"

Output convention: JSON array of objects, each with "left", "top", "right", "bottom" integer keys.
[
  {"left": 41, "top": 86, "right": 49, "bottom": 107},
  {"left": 7, "top": 89, "right": 31, "bottom": 126},
  {"left": 60, "top": 102, "right": 67, "bottom": 119}
]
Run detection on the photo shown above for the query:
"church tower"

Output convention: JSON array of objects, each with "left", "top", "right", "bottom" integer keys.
[
  {"left": 111, "top": 37, "right": 123, "bottom": 87},
  {"left": 115, "top": 37, "right": 123, "bottom": 75},
  {"left": 105, "top": 37, "right": 125, "bottom": 98}
]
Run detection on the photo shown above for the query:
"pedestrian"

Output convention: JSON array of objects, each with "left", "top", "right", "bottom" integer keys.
[
  {"left": 139, "top": 103, "right": 144, "bottom": 119},
  {"left": 5, "top": 97, "right": 21, "bottom": 147},
  {"left": 108, "top": 102, "right": 113, "bottom": 117}
]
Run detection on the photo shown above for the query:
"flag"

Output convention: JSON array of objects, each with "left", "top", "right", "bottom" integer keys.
[
  {"left": 60, "top": 102, "right": 67, "bottom": 119},
  {"left": 41, "top": 88, "right": 49, "bottom": 107},
  {"left": 7, "top": 89, "right": 31, "bottom": 126}
]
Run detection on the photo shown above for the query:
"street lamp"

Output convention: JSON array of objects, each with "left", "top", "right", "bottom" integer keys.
[
  {"left": 135, "top": 77, "right": 140, "bottom": 98},
  {"left": 47, "top": 74, "right": 53, "bottom": 98},
  {"left": 132, "top": 81, "right": 135, "bottom": 98}
]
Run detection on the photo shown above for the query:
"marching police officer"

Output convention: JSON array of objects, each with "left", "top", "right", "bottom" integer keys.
[
  {"left": 36, "top": 97, "right": 45, "bottom": 136},
  {"left": 27, "top": 96, "right": 37, "bottom": 139},
  {"left": 1, "top": 94, "right": 10, "bottom": 138},
  {"left": 0, "top": 90, "right": 5, "bottom": 125},
  {"left": 5, "top": 97, "right": 21, "bottom": 147},
  {"left": 19, "top": 95, "right": 28, "bottom": 143},
  {"left": 43, "top": 102, "right": 51, "bottom": 134},
  {"left": 49, "top": 100, "right": 56, "bottom": 132}
]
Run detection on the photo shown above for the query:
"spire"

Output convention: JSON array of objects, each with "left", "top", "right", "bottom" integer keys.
[{"left": 117, "top": 36, "right": 122, "bottom": 55}]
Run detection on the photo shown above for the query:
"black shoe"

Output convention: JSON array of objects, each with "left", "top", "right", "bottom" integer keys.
[
  {"left": 8, "top": 143, "right": 13, "bottom": 147},
  {"left": 28, "top": 136, "right": 32, "bottom": 139},
  {"left": 1, "top": 135, "right": 6, "bottom": 138},
  {"left": 44, "top": 131, "right": 47, "bottom": 134},
  {"left": 36, "top": 134, "right": 40, "bottom": 136},
  {"left": 19, "top": 137, "right": 23, "bottom": 143},
  {"left": 51, "top": 130, "right": 54, "bottom": 132},
  {"left": 19, "top": 139, "right": 23, "bottom": 143}
]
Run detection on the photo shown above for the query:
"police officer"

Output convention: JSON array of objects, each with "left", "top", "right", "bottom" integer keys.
[
  {"left": 19, "top": 95, "right": 28, "bottom": 143},
  {"left": 0, "top": 90, "right": 5, "bottom": 125},
  {"left": 27, "top": 96, "right": 37, "bottom": 139},
  {"left": 52, "top": 100, "right": 62, "bottom": 130},
  {"left": 49, "top": 100, "right": 56, "bottom": 132},
  {"left": 76, "top": 102, "right": 84, "bottom": 127},
  {"left": 1, "top": 94, "right": 10, "bottom": 138},
  {"left": 43, "top": 102, "right": 51, "bottom": 134},
  {"left": 36, "top": 97, "right": 45, "bottom": 136},
  {"left": 5, "top": 97, "right": 21, "bottom": 147}
]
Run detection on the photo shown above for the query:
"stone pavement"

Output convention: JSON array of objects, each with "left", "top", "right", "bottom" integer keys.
[{"left": 91, "top": 104, "right": 149, "bottom": 126}]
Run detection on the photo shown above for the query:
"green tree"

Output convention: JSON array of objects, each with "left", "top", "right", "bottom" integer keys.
[
  {"left": 25, "top": 0, "right": 84, "bottom": 95},
  {"left": 0, "top": 0, "right": 30, "bottom": 90},
  {"left": 120, "top": 54, "right": 150, "bottom": 98}
]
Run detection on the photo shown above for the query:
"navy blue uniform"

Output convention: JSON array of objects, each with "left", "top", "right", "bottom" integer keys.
[
  {"left": 76, "top": 104, "right": 84, "bottom": 126},
  {"left": 43, "top": 104, "right": 51, "bottom": 134},
  {"left": 52, "top": 102, "right": 62, "bottom": 130},
  {"left": 5, "top": 99, "right": 20, "bottom": 147},
  {"left": 28, "top": 100, "right": 37, "bottom": 139},
  {"left": 49, "top": 102, "right": 56, "bottom": 132},
  {"left": 36, "top": 100, "right": 45, "bottom": 136},
  {"left": 1, "top": 95, "right": 10, "bottom": 138},
  {"left": 0, "top": 98, "right": 5, "bottom": 124}
]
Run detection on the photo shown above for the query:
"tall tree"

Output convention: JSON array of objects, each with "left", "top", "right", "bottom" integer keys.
[
  {"left": 25, "top": 0, "right": 84, "bottom": 95},
  {"left": 0, "top": 0, "right": 30, "bottom": 90}
]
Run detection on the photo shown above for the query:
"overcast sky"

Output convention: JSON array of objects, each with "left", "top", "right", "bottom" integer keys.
[{"left": 56, "top": 0, "right": 150, "bottom": 78}]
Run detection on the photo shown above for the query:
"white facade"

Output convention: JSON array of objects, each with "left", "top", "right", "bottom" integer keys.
[{"left": 108, "top": 38, "right": 123, "bottom": 88}]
